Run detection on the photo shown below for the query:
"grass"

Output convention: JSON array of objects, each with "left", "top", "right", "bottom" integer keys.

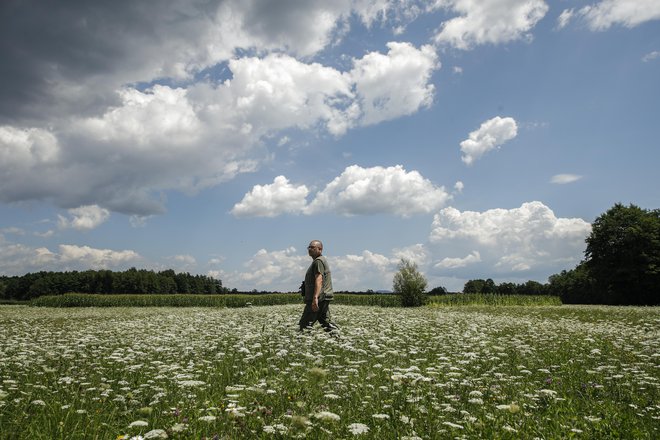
[
  {"left": 428, "top": 293, "right": 561, "bottom": 307},
  {"left": 0, "top": 304, "right": 658, "bottom": 439},
  {"left": 28, "top": 293, "right": 559, "bottom": 308}
]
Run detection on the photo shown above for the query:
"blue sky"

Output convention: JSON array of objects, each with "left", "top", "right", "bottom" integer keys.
[{"left": 1, "top": 0, "right": 659, "bottom": 292}]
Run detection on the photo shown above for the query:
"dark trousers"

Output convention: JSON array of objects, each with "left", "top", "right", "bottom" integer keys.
[{"left": 298, "top": 300, "right": 337, "bottom": 331}]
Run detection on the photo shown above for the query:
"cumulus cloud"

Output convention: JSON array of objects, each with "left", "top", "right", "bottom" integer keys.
[
  {"left": 351, "top": 42, "right": 438, "bottom": 126},
  {"left": 231, "top": 176, "right": 309, "bottom": 217},
  {"left": 429, "top": 201, "right": 591, "bottom": 277},
  {"left": 577, "top": 0, "right": 660, "bottom": 30},
  {"left": 224, "top": 247, "right": 309, "bottom": 290},
  {"left": 435, "top": 251, "right": 481, "bottom": 269},
  {"left": 433, "top": 0, "right": 549, "bottom": 49},
  {"left": 0, "top": 242, "right": 140, "bottom": 275},
  {"left": 460, "top": 116, "right": 518, "bottom": 165},
  {"left": 306, "top": 165, "right": 450, "bottom": 217},
  {"left": 58, "top": 205, "right": 110, "bottom": 231},
  {"left": 0, "top": 41, "right": 437, "bottom": 215},
  {"left": 333, "top": 250, "right": 399, "bottom": 290},
  {"left": 550, "top": 174, "right": 583, "bottom": 184}
]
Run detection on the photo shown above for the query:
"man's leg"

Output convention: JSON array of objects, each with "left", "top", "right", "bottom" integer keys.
[
  {"left": 317, "top": 300, "right": 339, "bottom": 332},
  {"left": 298, "top": 302, "right": 318, "bottom": 331}
]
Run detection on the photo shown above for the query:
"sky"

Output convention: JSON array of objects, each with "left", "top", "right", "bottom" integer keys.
[{"left": 1, "top": 0, "right": 659, "bottom": 292}]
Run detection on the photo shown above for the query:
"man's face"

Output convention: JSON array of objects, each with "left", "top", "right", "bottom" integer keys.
[{"left": 307, "top": 242, "right": 321, "bottom": 258}]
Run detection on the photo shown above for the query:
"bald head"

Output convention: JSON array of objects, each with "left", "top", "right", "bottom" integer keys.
[{"left": 307, "top": 240, "right": 323, "bottom": 258}]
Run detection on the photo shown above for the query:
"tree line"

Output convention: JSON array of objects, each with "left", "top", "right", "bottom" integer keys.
[{"left": 0, "top": 268, "right": 226, "bottom": 301}]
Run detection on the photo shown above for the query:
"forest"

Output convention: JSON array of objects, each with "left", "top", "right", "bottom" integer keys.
[{"left": 0, "top": 268, "right": 226, "bottom": 300}]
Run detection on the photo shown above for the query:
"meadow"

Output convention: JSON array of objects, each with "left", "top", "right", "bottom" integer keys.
[{"left": 0, "top": 304, "right": 658, "bottom": 439}]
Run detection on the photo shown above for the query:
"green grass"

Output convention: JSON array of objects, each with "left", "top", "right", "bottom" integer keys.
[
  {"left": 28, "top": 293, "right": 558, "bottom": 308},
  {"left": 1, "top": 304, "right": 657, "bottom": 439}
]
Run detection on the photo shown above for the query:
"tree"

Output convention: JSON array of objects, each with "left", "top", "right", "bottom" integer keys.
[
  {"left": 428, "top": 286, "right": 448, "bottom": 295},
  {"left": 585, "top": 203, "right": 660, "bottom": 305},
  {"left": 392, "top": 259, "right": 428, "bottom": 307},
  {"left": 463, "top": 278, "right": 495, "bottom": 294},
  {"left": 548, "top": 262, "right": 596, "bottom": 304}
]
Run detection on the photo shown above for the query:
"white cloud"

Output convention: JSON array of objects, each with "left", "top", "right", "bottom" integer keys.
[
  {"left": 306, "top": 165, "right": 450, "bottom": 217},
  {"left": 231, "top": 176, "right": 309, "bottom": 217},
  {"left": 58, "top": 245, "right": 140, "bottom": 268},
  {"left": 77, "top": 86, "right": 201, "bottom": 147},
  {"left": 58, "top": 205, "right": 110, "bottom": 231},
  {"left": 166, "top": 254, "right": 198, "bottom": 272},
  {"left": 429, "top": 201, "right": 591, "bottom": 277},
  {"left": 351, "top": 42, "right": 438, "bottom": 126},
  {"left": 433, "top": 0, "right": 549, "bottom": 49},
  {"left": 0, "top": 41, "right": 438, "bottom": 215},
  {"left": 460, "top": 116, "right": 518, "bottom": 165},
  {"left": 578, "top": 0, "right": 660, "bottom": 30},
  {"left": 435, "top": 251, "right": 481, "bottom": 269},
  {"left": 392, "top": 243, "right": 430, "bottom": 267},
  {"left": 0, "top": 126, "right": 60, "bottom": 166},
  {"left": 333, "top": 250, "right": 399, "bottom": 290},
  {"left": 225, "top": 247, "right": 309, "bottom": 290},
  {"left": 550, "top": 174, "right": 583, "bottom": 184},
  {"left": 557, "top": 9, "right": 575, "bottom": 29},
  {"left": 0, "top": 241, "right": 140, "bottom": 275},
  {"left": 642, "top": 51, "right": 660, "bottom": 62}
]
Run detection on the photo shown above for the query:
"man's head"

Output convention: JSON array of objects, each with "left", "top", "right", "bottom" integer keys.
[{"left": 307, "top": 240, "right": 323, "bottom": 258}]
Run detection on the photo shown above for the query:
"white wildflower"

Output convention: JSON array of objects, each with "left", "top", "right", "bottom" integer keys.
[
  {"left": 143, "top": 429, "right": 168, "bottom": 439},
  {"left": 198, "top": 415, "right": 216, "bottom": 422},
  {"left": 170, "top": 423, "right": 187, "bottom": 433},
  {"left": 178, "top": 380, "right": 206, "bottom": 387},
  {"left": 129, "top": 420, "right": 149, "bottom": 428},
  {"left": 372, "top": 413, "right": 390, "bottom": 420},
  {"left": 348, "top": 423, "right": 370, "bottom": 435},
  {"left": 314, "top": 411, "right": 341, "bottom": 422}
]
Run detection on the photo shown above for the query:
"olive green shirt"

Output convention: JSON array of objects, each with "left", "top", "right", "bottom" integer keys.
[{"left": 304, "top": 256, "right": 334, "bottom": 302}]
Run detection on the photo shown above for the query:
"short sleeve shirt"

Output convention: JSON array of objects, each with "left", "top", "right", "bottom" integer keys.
[{"left": 304, "top": 256, "right": 334, "bottom": 302}]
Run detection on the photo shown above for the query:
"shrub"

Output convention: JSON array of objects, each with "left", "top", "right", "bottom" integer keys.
[{"left": 392, "top": 259, "right": 428, "bottom": 307}]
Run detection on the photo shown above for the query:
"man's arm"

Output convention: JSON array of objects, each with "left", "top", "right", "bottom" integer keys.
[{"left": 312, "top": 272, "right": 322, "bottom": 312}]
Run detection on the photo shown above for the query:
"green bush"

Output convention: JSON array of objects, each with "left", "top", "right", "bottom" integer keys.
[{"left": 392, "top": 259, "right": 428, "bottom": 307}]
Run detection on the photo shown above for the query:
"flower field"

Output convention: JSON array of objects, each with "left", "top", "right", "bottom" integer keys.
[{"left": 0, "top": 304, "right": 658, "bottom": 439}]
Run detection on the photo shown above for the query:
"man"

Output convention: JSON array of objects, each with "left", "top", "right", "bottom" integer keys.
[{"left": 299, "top": 240, "right": 338, "bottom": 332}]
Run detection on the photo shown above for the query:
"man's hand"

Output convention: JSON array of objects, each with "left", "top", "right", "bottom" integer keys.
[{"left": 311, "top": 297, "right": 319, "bottom": 312}]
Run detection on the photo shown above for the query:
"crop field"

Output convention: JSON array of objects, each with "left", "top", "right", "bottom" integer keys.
[{"left": 0, "top": 304, "right": 658, "bottom": 439}]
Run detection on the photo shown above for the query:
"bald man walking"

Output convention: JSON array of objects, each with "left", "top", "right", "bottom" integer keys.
[{"left": 299, "top": 240, "right": 338, "bottom": 332}]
